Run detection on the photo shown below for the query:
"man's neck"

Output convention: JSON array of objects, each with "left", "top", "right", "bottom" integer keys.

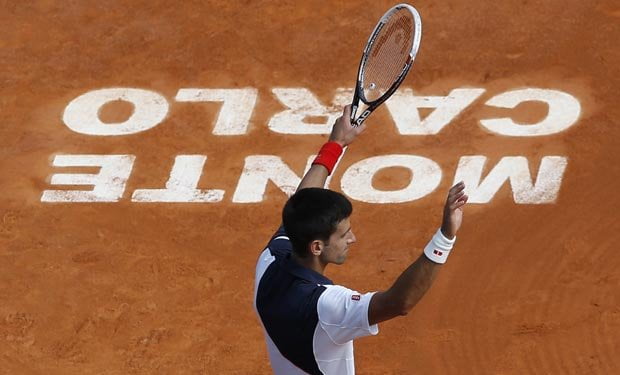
[{"left": 291, "top": 252, "right": 326, "bottom": 275}]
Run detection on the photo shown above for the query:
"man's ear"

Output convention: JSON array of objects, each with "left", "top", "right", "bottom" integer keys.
[{"left": 308, "top": 240, "right": 324, "bottom": 256}]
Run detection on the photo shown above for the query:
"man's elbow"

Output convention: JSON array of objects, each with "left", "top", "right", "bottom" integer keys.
[
  {"left": 401, "top": 306, "right": 416, "bottom": 316},
  {"left": 398, "top": 299, "right": 421, "bottom": 316},
  {"left": 395, "top": 301, "right": 413, "bottom": 316},
  {"left": 374, "top": 291, "right": 420, "bottom": 319}
]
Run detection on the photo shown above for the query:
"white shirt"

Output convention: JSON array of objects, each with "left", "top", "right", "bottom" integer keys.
[{"left": 254, "top": 229, "right": 379, "bottom": 374}]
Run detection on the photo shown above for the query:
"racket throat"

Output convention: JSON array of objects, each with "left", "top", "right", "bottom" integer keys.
[{"left": 354, "top": 109, "right": 372, "bottom": 127}]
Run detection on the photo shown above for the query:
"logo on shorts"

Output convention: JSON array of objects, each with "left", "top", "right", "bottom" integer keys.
[{"left": 351, "top": 294, "right": 361, "bottom": 301}]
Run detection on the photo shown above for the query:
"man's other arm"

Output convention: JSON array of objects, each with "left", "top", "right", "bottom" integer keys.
[{"left": 368, "top": 182, "right": 468, "bottom": 325}]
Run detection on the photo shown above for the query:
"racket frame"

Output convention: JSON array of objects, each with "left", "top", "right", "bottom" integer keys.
[{"left": 350, "top": 3, "right": 422, "bottom": 127}]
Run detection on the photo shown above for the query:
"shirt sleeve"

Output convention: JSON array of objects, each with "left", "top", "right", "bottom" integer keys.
[{"left": 317, "top": 285, "right": 379, "bottom": 345}]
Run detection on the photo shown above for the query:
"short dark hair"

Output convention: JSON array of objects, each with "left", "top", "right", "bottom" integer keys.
[{"left": 282, "top": 188, "right": 353, "bottom": 257}]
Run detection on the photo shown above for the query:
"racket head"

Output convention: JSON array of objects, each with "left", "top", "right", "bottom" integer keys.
[{"left": 351, "top": 4, "right": 422, "bottom": 125}]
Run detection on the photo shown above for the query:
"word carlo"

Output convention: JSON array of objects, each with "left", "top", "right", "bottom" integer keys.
[{"left": 42, "top": 87, "right": 580, "bottom": 204}]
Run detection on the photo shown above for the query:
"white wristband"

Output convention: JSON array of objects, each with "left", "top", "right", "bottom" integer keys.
[{"left": 423, "top": 229, "right": 456, "bottom": 264}]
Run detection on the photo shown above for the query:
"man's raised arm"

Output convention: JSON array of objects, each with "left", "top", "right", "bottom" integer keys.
[
  {"left": 368, "top": 182, "right": 469, "bottom": 325},
  {"left": 296, "top": 105, "right": 366, "bottom": 192}
]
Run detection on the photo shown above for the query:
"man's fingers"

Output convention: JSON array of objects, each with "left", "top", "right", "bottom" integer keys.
[
  {"left": 447, "top": 190, "right": 465, "bottom": 204},
  {"left": 453, "top": 195, "right": 468, "bottom": 209},
  {"left": 448, "top": 184, "right": 466, "bottom": 202},
  {"left": 449, "top": 193, "right": 466, "bottom": 208},
  {"left": 449, "top": 181, "right": 465, "bottom": 195}
]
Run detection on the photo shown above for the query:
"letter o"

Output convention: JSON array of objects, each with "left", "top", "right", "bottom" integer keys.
[
  {"left": 341, "top": 155, "right": 442, "bottom": 203},
  {"left": 63, "top": 88, "right": 169, "bottom": 135}
]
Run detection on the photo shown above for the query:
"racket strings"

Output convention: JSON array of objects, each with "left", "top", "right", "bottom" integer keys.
[{"left": 363, "top": 9, "right": 415, "bottom": 102}]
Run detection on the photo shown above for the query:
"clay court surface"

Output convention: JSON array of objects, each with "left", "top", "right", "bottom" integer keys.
[{"left": 1, "top": 0, "right": 620, "bottom": 374}]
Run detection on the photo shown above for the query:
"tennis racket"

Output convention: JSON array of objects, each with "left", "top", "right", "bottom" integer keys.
[{"left": 350, "top": 4, "right": 422, "bottom": 127}]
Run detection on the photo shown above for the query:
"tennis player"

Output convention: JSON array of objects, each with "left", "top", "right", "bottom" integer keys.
[{"left": 254, "top": 105, "right": 468, "bottom": 374}]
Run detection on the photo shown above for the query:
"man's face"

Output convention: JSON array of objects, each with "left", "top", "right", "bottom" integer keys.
[{"left": 319, "top": 217, "right": 357, "bottom": 265}]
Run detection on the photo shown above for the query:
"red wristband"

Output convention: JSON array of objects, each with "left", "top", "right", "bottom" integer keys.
[{"left": 312, "top": 142, "right": 344, "bottom": 175}]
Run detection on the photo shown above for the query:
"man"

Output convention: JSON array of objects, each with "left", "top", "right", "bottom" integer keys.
[{"left": 253, "top": 105, "right": 468, "bottom": 374}]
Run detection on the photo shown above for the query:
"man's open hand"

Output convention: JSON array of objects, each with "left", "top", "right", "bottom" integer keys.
[{"left": 441, "top": 181, "right": 468, "bottom": 239}]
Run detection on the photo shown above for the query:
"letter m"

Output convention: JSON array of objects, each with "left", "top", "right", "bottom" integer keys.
[{"left": 454, "top": 156, "right": 568, "bottom": 204}]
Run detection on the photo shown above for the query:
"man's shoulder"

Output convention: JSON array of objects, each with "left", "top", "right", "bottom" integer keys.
[{"left": 264, "top": 225, "right": 292, "bottom": 258}]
